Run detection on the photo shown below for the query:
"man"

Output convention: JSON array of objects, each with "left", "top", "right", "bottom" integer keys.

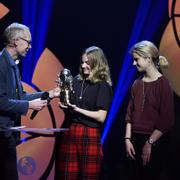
[{"left": 0, "top": 22, "right": 57, "bottom": 180}]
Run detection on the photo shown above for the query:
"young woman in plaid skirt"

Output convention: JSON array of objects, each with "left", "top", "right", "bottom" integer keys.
[{"left": 55, "top": 46, "right": 113, "bottom": 180}]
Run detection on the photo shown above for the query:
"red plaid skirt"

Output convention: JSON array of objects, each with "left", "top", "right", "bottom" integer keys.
[{"left": 55, "top": 123, "right": 103, "bottom": 180}]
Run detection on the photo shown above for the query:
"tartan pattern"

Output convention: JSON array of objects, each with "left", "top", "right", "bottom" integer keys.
[{"left": 56, "top": 123, "right": 103, "bottom": 180}]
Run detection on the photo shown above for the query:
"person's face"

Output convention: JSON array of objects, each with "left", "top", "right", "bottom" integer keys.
[
  {"left": 81, "top": 54, "right": 91, "bottom": 76},
  {"left": 15, "top": 29, "right": 32, "bottom": 57},
  {"left": 132, "top": 53, "right": 150, "bottom": 72}
]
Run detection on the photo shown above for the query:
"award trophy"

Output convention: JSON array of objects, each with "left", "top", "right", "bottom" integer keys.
[{"left": 58, "top": 68, "right": 73, "bottom": 105}]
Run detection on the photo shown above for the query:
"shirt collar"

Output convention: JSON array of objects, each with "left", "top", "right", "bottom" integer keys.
[{"left": 4, "top": 48, "right": 16, "bottom": 67}]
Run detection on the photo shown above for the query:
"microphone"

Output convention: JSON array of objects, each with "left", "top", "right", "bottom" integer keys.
[{"left": 30, "top": 92, "right": 49, "bottom": 120}]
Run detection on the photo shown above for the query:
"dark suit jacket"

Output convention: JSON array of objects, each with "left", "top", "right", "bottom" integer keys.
[{"left": 0, "top": 48, "right": 43, "bottom": 133}]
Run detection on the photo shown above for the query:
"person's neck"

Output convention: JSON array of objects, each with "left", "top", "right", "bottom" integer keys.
[
  {"left": 143, "top": 66, "right": 161, "bottom": 82},
  {"left": 6, "top": 46, "right": 18, "bottom": 60},
  {"left": 83, "top": 74, "right": 89, "bottom": 80}
]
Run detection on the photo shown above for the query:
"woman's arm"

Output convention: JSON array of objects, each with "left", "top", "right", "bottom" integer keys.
[
  {"left": 69, "top": 104, "right": 107, "bottom": 123},
  {"left": 125, "top": 122, "right": 136, "bottom": 159},
  {"left": 76, "top": 107, "right": 107, "bottom": 123},
  {"left": 125, "top": 122, "right": 132, "bottom": 139},
  {"left": 59, "top": 102, "right": 107, "bottom": 123},
  {"left": 142, "top": 129, "right": 163, "bottom": 166}
]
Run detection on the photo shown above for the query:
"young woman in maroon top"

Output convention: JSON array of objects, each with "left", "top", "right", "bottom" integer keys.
[{"left": 125, "top": 41, "right": 174, "bottom": 180}]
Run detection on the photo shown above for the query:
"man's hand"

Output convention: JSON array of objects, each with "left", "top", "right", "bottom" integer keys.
[{"left": 29, "top": 98, "right": 47, "bottom": 111}]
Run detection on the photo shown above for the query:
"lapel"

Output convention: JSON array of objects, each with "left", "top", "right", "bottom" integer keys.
[{"left": 1, "top": 49, "right": 21, "bottom": 98}]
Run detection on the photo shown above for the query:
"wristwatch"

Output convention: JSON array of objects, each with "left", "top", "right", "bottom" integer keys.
[{"left": 147, "top": 138, "right": 154, "bottom": 145}]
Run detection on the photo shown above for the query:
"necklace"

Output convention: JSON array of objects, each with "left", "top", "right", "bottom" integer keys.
[
  {"left": 79, "top": 80, "right": 89, "bottom": 100},
  {"left": 142, "top": 81, "right": 147, "bottom": 112}
]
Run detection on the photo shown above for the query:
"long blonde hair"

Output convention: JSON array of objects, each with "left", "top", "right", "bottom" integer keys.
[
  {"left": 79, "top": 46, "right": 112, "bottom": 85},
  {"left": 130, "top": 40, "right": 169, "bottom": 69}
]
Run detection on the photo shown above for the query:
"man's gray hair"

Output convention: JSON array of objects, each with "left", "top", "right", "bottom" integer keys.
[{"left": 3, "top": 22, "right": 30, "bottom": 45}]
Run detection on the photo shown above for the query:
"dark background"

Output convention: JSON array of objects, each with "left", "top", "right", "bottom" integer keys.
[{"left": 1, "top": 0, "right": 180, "bottom": 179}]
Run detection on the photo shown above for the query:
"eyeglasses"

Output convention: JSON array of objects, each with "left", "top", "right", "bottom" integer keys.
[{"left": 19, "top": 37, "right": 31, "bottom": 46}]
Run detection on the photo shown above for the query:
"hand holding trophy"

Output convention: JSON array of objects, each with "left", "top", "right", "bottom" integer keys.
[{"left": 57, "top": 68, "right": 74, "bottom": 106}]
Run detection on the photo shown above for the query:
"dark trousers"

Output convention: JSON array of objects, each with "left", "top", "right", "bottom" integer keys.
[
  {"left": 0, "top": 133, "right": 18, "bottom": 180},
  {"left": 126, "top": 133, "right": 170, "bottom": 180}
]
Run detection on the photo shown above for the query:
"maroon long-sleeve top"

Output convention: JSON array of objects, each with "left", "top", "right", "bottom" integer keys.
[{"left": 126, "top": 75, "right": 174, "bottom": 134}]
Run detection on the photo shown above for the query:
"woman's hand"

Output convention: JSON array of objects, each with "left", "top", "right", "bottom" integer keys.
[
  {"left": 125, "top": 139, "right": 136, "bottom": 160},
  {"left": 58, "top": 101, "right": 68, "bottom": 109},
  {"left": 142, "top": 141, "right": 152, "bottom": 166},
  {"left": 67, "top": 103, "right": 78, "bottom": 111},
  {"left": 58, "top": 102, "right": 78, "bottom": 111}
]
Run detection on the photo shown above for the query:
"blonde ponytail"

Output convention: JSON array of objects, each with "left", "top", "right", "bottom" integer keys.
[{"left": 159, "top": 56, "right": 169, "bottom": 68}]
